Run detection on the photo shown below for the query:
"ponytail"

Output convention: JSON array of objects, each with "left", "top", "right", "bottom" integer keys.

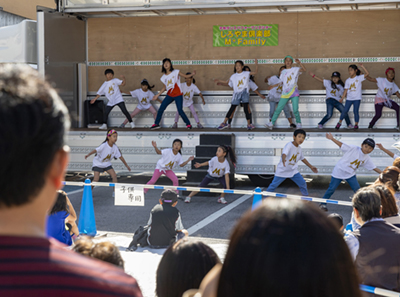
[
  {"left": 349, "top": 64, "right": 361, "bottom": 76},
  {"left": 220, "top": 145, "right": 237, "bottom": 167}
]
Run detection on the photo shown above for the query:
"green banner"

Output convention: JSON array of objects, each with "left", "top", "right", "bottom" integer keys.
[{"left": 213, "top": 24, "right": 278, "bottom": 47}]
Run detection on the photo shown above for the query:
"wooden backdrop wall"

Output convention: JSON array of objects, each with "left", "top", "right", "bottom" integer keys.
[{"left": 88, "top": 10, "right": 400, "bottom": 93}]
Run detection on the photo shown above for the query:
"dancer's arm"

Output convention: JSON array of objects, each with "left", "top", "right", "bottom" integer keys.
[
  {"left": 308, "top": 71, "right": 324, "bottom": 83},
  {"left": 295, "top": 58, "right": 306, "bottom": 72},
  {"left": 180, "top": 156, "right": 195, "bottom": 167},
  {"left": 152, "top": 141, "right": 162, "bottom": 155},
  {"left": 373, "top": 168, "right": 382, "bottom": 174},
  {"left": 194, "top": 161, "right": 209, "bottom": 168},
  {"left": 225, "top": 173, "right": 230, "bottom": 190},
  {"left": 376, "top": 143, "right": 395, "bottom": 158},
  {"left": 179, "top": 71, "right": 196, "bottom": 79},
  {"left": 359, "top": 63, "right": 369, "bottom": 78},
  {"left": 339, "top": 89, "right": 347, "bottom": 103},
  {"left": 153, "top": 86, "right": 166, "bottom": 101},
  {"left": 85, "top": 149, "right": 97, "bottom": 159},
  {"left": 326, "top": 132, "right": 343, "bottom": 148},
  {"left": 302, "top": 159, "right": 318, "bottom": 173},
  {"left": 119, "top": 156, "right": 131, "bottom": 171}
]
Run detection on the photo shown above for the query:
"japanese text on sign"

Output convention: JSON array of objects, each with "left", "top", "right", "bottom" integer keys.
[{"left": 115, "top": 184, "right": 144, "bottom": 206}]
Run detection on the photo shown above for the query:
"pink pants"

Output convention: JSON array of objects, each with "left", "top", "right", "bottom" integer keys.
[
  {"left": 144, "top": 169, "right": 179, "bottom": 194},
  {"left": 123, "top": 106, "right": 157, "bottom": 126},
  {"left": 174, "top": 104, "right": 199, "bottom": 123}
]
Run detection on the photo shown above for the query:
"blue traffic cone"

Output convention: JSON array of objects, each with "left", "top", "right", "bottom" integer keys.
[
  {"left": 78, "top": 179, "right": 97, "bottom": 236},
  {"left": 252, "top": 187, "right": 262, "bottom": 211}
]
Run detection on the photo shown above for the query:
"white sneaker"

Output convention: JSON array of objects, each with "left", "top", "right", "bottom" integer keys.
[
  {"left": 130, "top": 122, "right": 135, "bottom": 128},
  {"left": 218, "top": 197, "right": 227, "bottom": 204},
  {"left": 184, "top": 196, "right": 191, "bottom": 203},
  {"left": 265, "top": 122, "right": 273, "bottom": 130},
  {"left": 296, "top": 123, "right": 302, "bottom": 128},
  {"left": 99, "top": 123, "right": 107, "bottom": 130}
]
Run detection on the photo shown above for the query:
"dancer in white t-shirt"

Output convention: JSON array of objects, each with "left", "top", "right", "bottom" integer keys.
[
  {"left": 335, "top": 64, "right": 369, "bottom": 130},
  {"left": 185, "top": 145, "right": 237, "bottom": 204},
  {"left": 90, "top": 69, "right": 134, "bottom": 130},
  {"left": 172, "top": 74, "right": 206, "bottom": 129},
  {"left": 367, "top": 67, "right": 400, "bottom": 129},
  {"left": 214, "top": 59, "right": 258, "bottom": 131},
  {"left": 120, "top": 79, "right": 162, "bottom": 128},
  {"left": 145, "top": 139, "right": 194, "bottom": 194},
  {"left": 309, "top": 71, "right": 353, "bottom": 129},
  {"left": 85, "top": 129, "right": 131, "bottom": 194}
]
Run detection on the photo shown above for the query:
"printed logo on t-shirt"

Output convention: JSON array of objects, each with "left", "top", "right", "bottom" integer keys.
[
  {"left": 212, "top": 168, "right": 221, "bottom": 175},
  {"left": 349, "top": 83, "right": 356, "bottom": 91},
  {"left": 277, "top": 85, "right": 283, "bottom": 93},
  {"left": 349, "top": 159, "right": 364, "bottom": 170},
  {"left": 384, "top": 87, "right": 391, "bottom": 96},
  {"left": 286, "top": 76, "right": 292, "bottom": 84},
  {"left": 108, "top": 85, "right": 115, "bottom": 95},
  {"left": 237, "top": 79, "right": 244, "bottom": 87},
  {"left": 167, "top": 79, "right": 173, "bottom": 88},
  {"left": 141, "top": 98, "right": 147, "bottom": 104},
  {"left": 102, "top": 154, "right": 112, "bottom": 162},
  {"left": 288, "top": 153, "right": 298, "bottom": 165},
  {"left": 165, "top": 161, "right": 174, "bottom": 169},
  {"left": 184, "top": 92, "right": 190, "bottom": 100},
  {"left": 330, "top": 89, "right": 337, "bottom": 96}
]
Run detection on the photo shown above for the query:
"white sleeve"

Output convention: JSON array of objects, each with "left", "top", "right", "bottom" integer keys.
[
  {"left": 362, "top": 156, "right": 376, "bottom": 171},
  {"left": 175, "top": 213, "right": 184, "bottom": 231},
  {"left": 340, "top": 143, "right": 352, "bottom": 153},
  {"left": 114, "top": 146, "right": 122, "bottom": 159},
  {"left": 249, "top": 80, "right": 258, "bottom": 91},
  {"left": 224, "top": 162, "right": 230, "bottom": 175},
  {"left": 193, "top": 85, "right": 201, "bottom": 94},
  {"left": 115, "top": 78, "right": 123, "bottom": 85},
  {"left": 345, "top": 233, "right": 360, "bottom": 261},
  {"left": 130, "top": 90, "right": 139, "bottom": 98},
  {"left": 97, "top": 82, "right": 107, "bottom": 96},
  {"left": 344, "top": 79, "right": 351, "bottom": 90},
  {"left": 323, "top": 79, "right": 330, "bottom": 89},
  {"left": 358, "top": 75, "right": 366, "bottom": 82},
  {"left": 95, "top": 143, "right": 104, "bottom": 154},
  {"left": 177, "top": 154, "right": 184, "bottom": 166},
  {"left": 282, "top": 143, "right": 291, "bottom": 156},
  {"left": 394, "top": 154, "right": 400, "bottom": 160},
  {"left": 299, "top": 150, "right": 305, "bottom": 161},
  {"left": 161, "top": 149, "right": 168, "bottom": 157},
  {"left": 393, "top": 83, "right": 400, "bottom": 94}
]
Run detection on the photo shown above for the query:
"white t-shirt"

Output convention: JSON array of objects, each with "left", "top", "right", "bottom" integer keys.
[
  {"left": 275, "top": 142, "right": 305, "bottom": 178},
  {"left": 92, "top": 142, "right": 121, "bottom": 168},
  {"left": 207, "top": 156, "right": 230, "bottom": 178},
  {"left": 160, "top": 69, "right": 182, "bottom": 93},
  {"left": 268, "top": 75, "right": 283, "bottom": 102},
  {"left": 279, "top": 67, "right": 301, "bottom": 98},
  {"left": 394, "top": 154, "right": 400, "bottom": 160},
  {"left": 229, "top": 71, "right": 250, "bottom": 93},
  {"left": 345, "top": 75, "right": 365, "bottom": 101},
  {"left": 332, "top": 143, "right": 376, "bottom": 179},
  {"left": 155, "top": 148, "right": 184, "bottom": 171},
  {"left": 324, "top": 79, "right": 344, "bottom": 101},
  {"left": 96, "top": 78, "right": 124, "bottom": 106},
  {"left": 248, "top": 80, "right": 258, "bottom": 92},
  {"left": 130, "top": 88, "right": 154, "bottom": 110},
  {"left": 181, "top": 82, "right": 201, "bottom": 107},
  {"left": 376, "top": 77, "right": 400, "bottom": 101}
]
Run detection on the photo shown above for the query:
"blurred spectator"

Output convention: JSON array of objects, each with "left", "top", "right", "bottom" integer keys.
[
  {"left": 373, "top": 166, "right": 400, "bottom": 209},
  {"left": 372, "top": 184, "right": 400, "bottom": 227},
  {"left": 73, "top": 237, "right": 124, "bottom": 269},
  {"left": 328, "top": 213, "right": 344, "bottom": 231},
  {"left": 216, "top": 199, "right": 361, "bottom": 297},
  {"left": 346, "top": 187, "right": 400, "bottom": 295},
  {"left": 156, "top": 239, "right": 220, "bottom": 297},
  {"left": 0, "top": 64, "right": 142, "bottom": 297}
]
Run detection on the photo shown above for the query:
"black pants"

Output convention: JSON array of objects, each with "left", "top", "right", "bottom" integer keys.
[{"left": 104, "top": 102, "right": 132, "bottom": 124}]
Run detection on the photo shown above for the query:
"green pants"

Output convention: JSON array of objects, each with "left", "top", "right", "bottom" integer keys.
[{"left": 271, "top": 96, "right": 301, "bottom": 124}]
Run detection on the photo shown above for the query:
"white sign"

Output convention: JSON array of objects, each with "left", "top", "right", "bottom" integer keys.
[{"left": 114, "top": 184, "right": 144, "bottom": 206}]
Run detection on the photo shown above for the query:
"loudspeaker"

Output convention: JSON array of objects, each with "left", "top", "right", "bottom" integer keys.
[{"left": 84, "top": 100, "right": 105, "bottom": 127}]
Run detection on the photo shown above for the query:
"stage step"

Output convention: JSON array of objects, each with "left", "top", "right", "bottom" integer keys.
[
  {"left": 199, "top": 133, "right": 235, "bottom": 147},
  {"left": 195, "top": 145, "right": 219, "bottom": 157}
]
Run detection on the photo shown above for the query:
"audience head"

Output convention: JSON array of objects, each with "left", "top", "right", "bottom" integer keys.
[
  {"left": 217, "top": 199, "right": 361, "bottom": 297},
  {"left": 0, "top": 64, "right": 69, "bottom": 209},
  {"left": 373, "top": 184, "right": 399, "bottom": 218},
  {"left": 352, "top": 187, "right": 381, "bottom": 224},
  {"left": 328, "top": 213, "right": 344, "bottom": 231},
  {"left": 393, "top": 157, "right": 400, "bottom": 170},
  {"left": 160, "top": 189, "right": 178, "bottom": 205},
  {"left": 156, "top": 239, "right": 220, "bottom": 297},
  {"left": 49, "top": 190, "right": 69, "bottom": 215},
  {"left": 375, "top": 166, "right": 400, "bottom": 192},
  {"left": 73, "top": 237, "right": 124, "bottom": 269}
]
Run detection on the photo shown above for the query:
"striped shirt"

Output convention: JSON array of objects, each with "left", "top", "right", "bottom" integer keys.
[{"left": 0, "top": 236, "right": 142, "bottom": 297}]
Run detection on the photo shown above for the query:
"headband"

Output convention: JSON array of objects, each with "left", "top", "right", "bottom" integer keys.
[
  {"left": 386, "top": 67, "right": 395, "bottom": 75},
  {"left": 107, "top": 129, "right": 117, "bottom": 137},
  {"left": 284, "top": 55, "right": 294, "bottom": 62}
]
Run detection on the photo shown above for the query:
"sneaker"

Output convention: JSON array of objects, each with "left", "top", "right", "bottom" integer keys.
[
  {"left": 353, "top": 125, "right": 359, "bottom": 130},
  {"left": 217, "top": 123, "right": 229, "bottom": 130},
  {"left": 172, "top": 122, "right": 178, "bottom": 129},
  {"left": 319, "top": 203, "right": 328, "bottom": 212},
  {"left": 184, "top": 196, "right": 191, "bottom": 203},
  {"left": 150, "top": 124, "right": 161, "bottom": 130},
  {"left": 119, "top": 123, "right": 125, "bottom": 128},
  {"left": 368, "top": 124, "right": 373, "bottom": 129},
  {"left": 346, "top": 124, "right": 354, "bottom": 129},
  {"left": 247, "top": 124, "right": 255, "bottom": 130},
  {"left": 265, "top": 121, "right": 273, "bottom": 130},
  {"left": 187, "top": 124, "right": 192, "bottom": 129},
  {"left": 290, "top": 123, "right": 297, "bottom": 129},
  {"left": 318, "top": 124, "right": 323, "bottom": 129},
  {"left": 296, "top": 123, "right": 302, "bottom": 129},
  {"left": 99, "top": 123, "right": 107, "bottom": 130},
  {"left": 130, "top": 122, "right": 135, "bottom": 128},
  {"left": 218, "top": 197, "right": 227, "bottom": 204},
  {"left": 335, "top": 122, "right": 341, "bottom": 130},
  {"left": 197, "top": 123, "right": 204, "bottom": 129}
]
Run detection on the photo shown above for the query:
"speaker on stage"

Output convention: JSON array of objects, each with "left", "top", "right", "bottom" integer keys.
[{"left": 84, "top": 99, "right": 105, "bottom": 128}]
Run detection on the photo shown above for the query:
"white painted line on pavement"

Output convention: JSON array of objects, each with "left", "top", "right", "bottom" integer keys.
[
  {"left": 65, "top": 189, "right": 84, "bottom": 195},
  {"left": 187, "top": 194, "right": 252, "bottom": 235}
]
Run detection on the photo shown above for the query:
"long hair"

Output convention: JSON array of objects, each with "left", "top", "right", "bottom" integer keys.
[
  {"left": 172, "top": 138, "right": 183, "bottom": 155},
  {"left": 374, "top": 166, "right": 400, "bottom": 192},
  {"left": 372, "top": 184, "right": 399, "bottom": 218},
  {"left": 331, "top": 73, "right": 345, "bottom": 90},
  {"left": 185, "top": 72, "right": 195, "bottom": 84},
  {"left": 218, "top": 199, "right": 362, "bottom": 297},
  {"left": 49, "top": 190, "right": 69, "bottom": 215},
  {"left": 233, "top": 60, "right": 244, "bottom": 73},
  {"left": 161, "top": 58, "right": 174, "bottom": 74},
  {"left": 349, "top": 64, "right": 361, "bottom": 76},
  {"left": 243, "top": 66, "right": 255, "bottom": 82},
  {"left": 219, "top": 145, "right": 237, "bottom": 167}
]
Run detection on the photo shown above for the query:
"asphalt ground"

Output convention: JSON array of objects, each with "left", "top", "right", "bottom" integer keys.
[{"left": 62, "top": 172, "right": 380, "bottom": 241}]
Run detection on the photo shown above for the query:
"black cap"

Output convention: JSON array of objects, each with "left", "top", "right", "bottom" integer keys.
[
  {"left": 362, "top": 138, "right": 375, "bottom": 149},
  {"left": 331, "top": 72, "right": 340, "bottom": 77},
  {"left": 141, "top": 78, "right": 148, "bottom": 84},
  {"left": 328, "top": 213, "right": 343, "bottom": 229},
  {"left": 160, "top": 189, "right": 178, "bottom": 204}
]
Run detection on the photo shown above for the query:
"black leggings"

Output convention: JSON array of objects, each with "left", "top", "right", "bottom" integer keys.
[
  {"left": 104, "top": 102, "right": 132, "bottom": 124},
  {"left": 225, "top": 103, "right": 251, "bottom": 123}
]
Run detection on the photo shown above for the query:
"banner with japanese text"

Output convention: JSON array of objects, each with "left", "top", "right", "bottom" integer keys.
[{"left": 213, "top": 24, "right": 278, "bottom": 47}]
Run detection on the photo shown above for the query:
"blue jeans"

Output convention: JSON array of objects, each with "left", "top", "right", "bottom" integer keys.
[
  {"left": 340, "top": 100, "right": 361, "bottom": 123},
  {"left": 319, "top": 98, "right": 351, "bottom": 126},
  {"left": 323, "top": 175, "right": 360, "bottom": 199},
  {"left": 267, "top": 172, "right": 308, "bottom": 196},
  {"left": 155, "top": 94, "right": 190, "bottom": 125}
]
